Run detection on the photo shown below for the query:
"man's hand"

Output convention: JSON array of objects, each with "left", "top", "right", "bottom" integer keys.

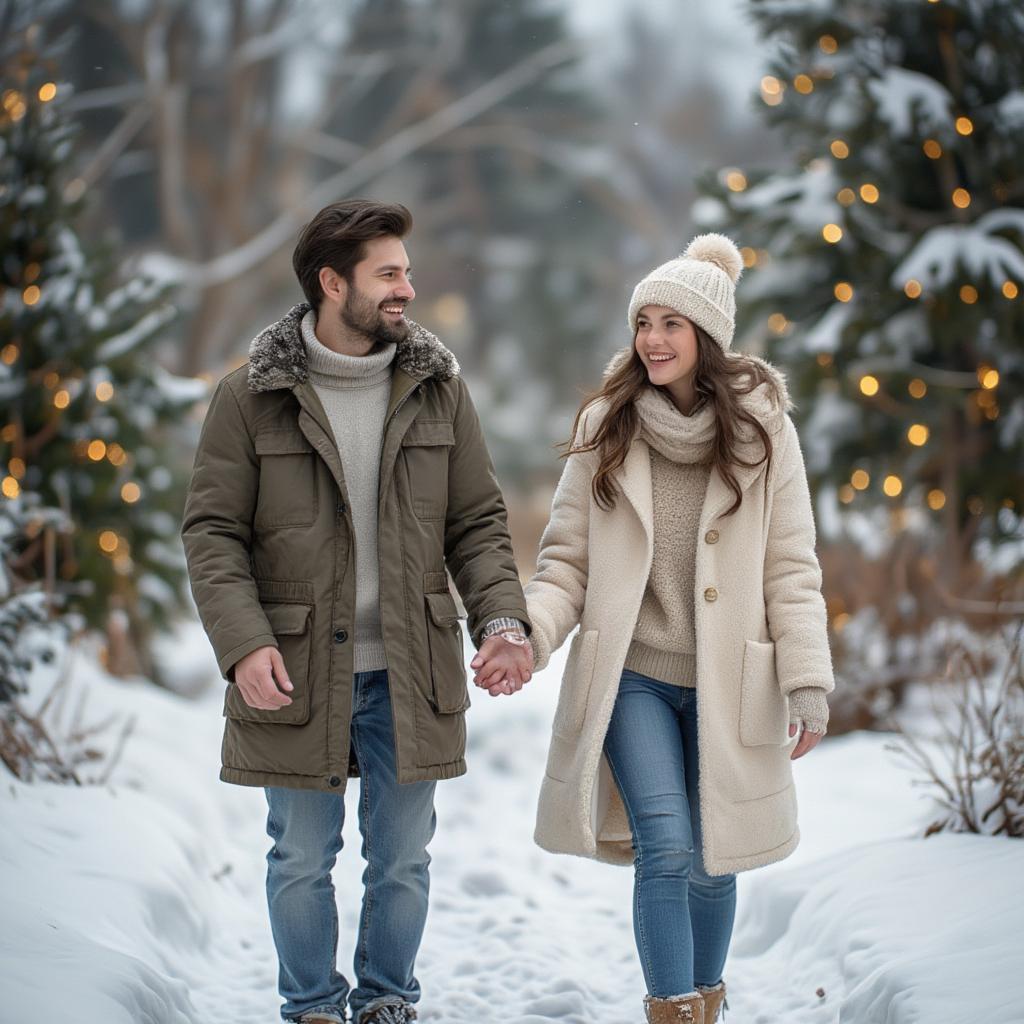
[
  {"left": 789, "top": 721, "right": 823, "bottom": 760},
  {"left": 233, "top": 646, "right": 294, "bottom": 710},
  {"left": 470, "top": 634, "right": 534, "bottom": 697}
]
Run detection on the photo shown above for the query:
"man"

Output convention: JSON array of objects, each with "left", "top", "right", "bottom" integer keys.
[{"left": 181, "top": 200, "right": 533, "bottom": 1024}]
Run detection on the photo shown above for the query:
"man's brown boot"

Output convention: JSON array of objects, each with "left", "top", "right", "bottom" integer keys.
[
  {"left": 698, "top": 981, "right": 728, "bottom": 1022},
  {"left": 643, "top": 992, "right": 705, "bottom": 1024}
]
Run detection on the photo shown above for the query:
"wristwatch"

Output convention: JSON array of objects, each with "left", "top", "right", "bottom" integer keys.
[{"left": 496, "top": 630, "right": 529, "bottom": 647}]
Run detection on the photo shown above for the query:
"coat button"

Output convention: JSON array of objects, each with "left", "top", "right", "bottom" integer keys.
[
  {"left": 333, "top": 629, "right": 348, "bottom": 643},
  {"left": 705, "top": 529, "right": 719, "bottom": 544},
  {"left": 704, "top": 587, "right": 719, "bottom": 602},
  {"left": 328, "top": 775, "right": 342, "bottom": 787}
]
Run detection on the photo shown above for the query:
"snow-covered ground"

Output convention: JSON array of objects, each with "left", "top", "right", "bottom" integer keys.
[{"left": 1, "top": 623, "right": 1020, "bottom": 1024}]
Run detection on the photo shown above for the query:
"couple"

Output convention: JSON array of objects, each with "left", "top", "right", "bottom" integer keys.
[{"left": 181, "top": 199, "right": 834, "bottom": 1024}]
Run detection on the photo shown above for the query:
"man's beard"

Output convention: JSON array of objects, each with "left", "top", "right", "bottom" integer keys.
[{"left": 339, "top": 285, "right": 409, "bottom": 347}]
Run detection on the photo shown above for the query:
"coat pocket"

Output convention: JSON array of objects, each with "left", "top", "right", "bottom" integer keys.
[
  {"left": 424, "top": 590, "right": 468, "bottom": 714},
  {"left": 552, "top": 629, "right": 599, "bottom": 739},
  {"left": 223, "top": 602, "right": 314, "bottom": 725},
  {"left": 254, "top": 428, "right": 318, "bottom": 528},
  {"left": 738, "top": 639, "right": 789, "bottom": 747},
  {"left": 402, "top": 420, "right": 455, "bottom": 521}
]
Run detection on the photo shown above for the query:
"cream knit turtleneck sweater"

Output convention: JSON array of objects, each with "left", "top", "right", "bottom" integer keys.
[{"left": 301, "top": 310, "right": 395, "bottom": 674}]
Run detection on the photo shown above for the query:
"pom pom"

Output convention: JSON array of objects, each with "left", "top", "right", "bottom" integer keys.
[{"left": 683, "top": 233, "right": 743, "bottom": 283}]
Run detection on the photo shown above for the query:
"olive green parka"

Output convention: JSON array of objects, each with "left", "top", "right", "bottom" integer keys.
[{"left": 181, "top": 303, "right": 529, "bottom": 791}]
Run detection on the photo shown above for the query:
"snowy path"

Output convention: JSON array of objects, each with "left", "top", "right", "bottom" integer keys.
[{"left": 1, "top": 625, "right": 1020, "bottom": 1023}]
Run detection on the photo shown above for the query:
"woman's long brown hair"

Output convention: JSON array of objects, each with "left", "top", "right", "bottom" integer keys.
[{"left": 564, "top": 324, "right": 778, "bottom": 517}]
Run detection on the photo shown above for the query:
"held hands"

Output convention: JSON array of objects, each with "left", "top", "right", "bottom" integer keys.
[
  {"left": 233, "top": 646, "right": 293, "bottom": 710},
  {"left": 789, "top": 721, "right": 823, "bottom": 760},
  {"left": 470, "top": 633, "right": 534, "bottom": 697}
]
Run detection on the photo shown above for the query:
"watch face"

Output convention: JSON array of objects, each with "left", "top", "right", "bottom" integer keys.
[{"left": 500, "top": 632, "right": 529, "bottom": 646}]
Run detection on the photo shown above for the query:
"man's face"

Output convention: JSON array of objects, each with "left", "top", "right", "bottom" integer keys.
[{"left": 338, "top": 235, "right": 416, "bottom": 346}]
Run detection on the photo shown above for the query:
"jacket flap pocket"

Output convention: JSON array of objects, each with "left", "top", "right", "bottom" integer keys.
[
  {"left": 425, "top": 591, "right": 460, "bottom": 627},
  {"left": 255, "top": 428, "right": 314, "bottom": 455},
  {"left": 265, "top": 602, "right": 312, "bottom": 636},
  {"left": 738, "top": 639, "right": 789, "bottom": 747},
  {"left": 402, "top": 421, "right": 455, "bottom": 447}
]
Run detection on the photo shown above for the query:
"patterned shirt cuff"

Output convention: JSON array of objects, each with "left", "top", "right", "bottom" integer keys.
[{"left": 481, "top": 617, "right": 527, "bottom": 640}]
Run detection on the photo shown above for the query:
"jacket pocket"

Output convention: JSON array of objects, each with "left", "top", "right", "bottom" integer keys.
[
  {"left": 552, "top": 629, "right": 599, "bottom": 739},
  {"left": 402, "top": 420, "right": 455, "bottom": 521},
  {"left": 738, "top": 639, "right": 789, "bottom": 747},
  {"left": 424, "top": 590, "right": 468, "bottom": 713},
  {"left": 254, "top": 428, "right": 318, "bottom": 528},
  {"left": 223, "top": 602, "right": 314, "bottom": 725}
]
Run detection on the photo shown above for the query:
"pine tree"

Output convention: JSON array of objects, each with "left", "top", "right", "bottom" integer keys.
[
  {"left": 1, "top": 14, "right": 203, "bottom": 680},
  {"left": 698, "top": 0, "right": 1024, "bottom": 578}
]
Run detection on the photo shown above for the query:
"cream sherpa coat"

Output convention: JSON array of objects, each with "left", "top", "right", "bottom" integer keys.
[{"left": 525, "top": 353, "right": 835, "bottom": 875}]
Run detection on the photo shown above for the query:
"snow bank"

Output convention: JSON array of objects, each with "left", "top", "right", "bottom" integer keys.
[{"left": 1, "top": 623, "right": 1021, "bottom": 1023}]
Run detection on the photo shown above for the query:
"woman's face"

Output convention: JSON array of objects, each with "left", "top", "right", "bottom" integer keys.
[{"left": 634, "top": 306, "right": 699, "bottom": 387}]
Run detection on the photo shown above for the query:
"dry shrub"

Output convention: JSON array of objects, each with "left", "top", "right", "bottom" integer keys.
[{"left": 887, "top": 628, "right": 1023, "bottom": 838}]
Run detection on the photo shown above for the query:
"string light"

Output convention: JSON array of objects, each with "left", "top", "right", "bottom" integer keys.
[
  {"left": 8, "top": 457, "right": 25, "bottom": 479},
  {"left": 53, "top": 389, "right": 70, "bottom": 409},
  {"left": 1002, "top": 281, "right": 1018, "bottom": 299},
  {"left": 978, "top": 366, "right": 999, "bottom": 389},
  {"left": 98, "top": 531, "right": 120, "bottom": 554},
  {"left": 960, "top": 285, "right": 978, "bottom": 304},
  {"left": 768, "top": 313, "right": 789, "bottom": 334},
  {"left": 955, "top": 116, "right": 974, "bottom": 136},
  {"left": 87, "top": 440, "right": 107, "bottom": 461},
  {"left": 822, "top": 223, "right": 843, "bottom": 243},
  {"left": 1, "top": 344, "right": 17, "bottom": 364},
  {"left": 859, "top": 183, "right": 880, "bottom": 203},
  {"left": 952, "top": 188, "right": 971, "bottom": 209},
  {"left": 883, "top": 475, "right": 903, "bottom": 497},
  {"left": 740, "top": 247, "right": 758, "bottom": 268},
  {"left": 816, "top": 353, "right": 833, "bottom": 367},
  {"left": 851, "top": 469, "right": 870, "bottom": 490},
  {"left": 121, "top": 482, "right": 142, "bottom": 503},
  {"left": 725, "top": 169, "right": 748, "bottom": 192},
  {"left": 794, "top": 74, "right": 814, "bottom": 94},
  {"left": 838, "top": 485, "right": 855, "bottom": 504},
  {"left": 761, "top": 76, "right": 783, "bottom": 105},
  {"left": 909, "top": 378, "right": 927, "bottom": 398},
  {"left": 43, "top": 371, "right": 60, "bottom": 389},
  {"left": 837, "top": 187, "right": 856, "bottom": 206},
  {"left": 38, "top": 82, "right": 57, "bottom": 102},
  {"left": 95, "top": 381, "right": 114, "bottom": 401},
  {"left": 1, "top": 425, "right": 16, "bottom": 442},
  {"left": 107, "top": 443, "right": 127, "bottom": 466},
  {"left": 923, "top": 139, "right": 942, "bottom": 159},
  {"left": 907, "top": 424, "right": 929, "bottom": 446},
  {"left": 2, "top": 476, "right": 19, "bottom": 499},
  {"left": 24, "top": 262, "right": 40, "bottom": 283},
  {"left": 830, "top": 139, "right": 849, "bottom": 158},
  {"left": 859, "top": 375, "right": 879, "bottom": 396},
  {"left": 834, "top": 282, "right": 854, "bottom": 302},
  {"left": 819, "top": 35, "right": 839, "bottom": 54},
  {"left": 22, "top": 286, "right": 40, "bottom": 306},
  {"left": 927, "top": 489, "right": 946, "bottom": 510},
  {"left": 904, "top": 279, "right": 922, "bottom": 299}
]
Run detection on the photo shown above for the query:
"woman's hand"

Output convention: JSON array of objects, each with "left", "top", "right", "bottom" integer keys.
[
  {"left": 789, "top": 722, "right": 824, "bottom": 760},
  {"left": 470, "top": 635, "right": 534, "bottom": 696}
]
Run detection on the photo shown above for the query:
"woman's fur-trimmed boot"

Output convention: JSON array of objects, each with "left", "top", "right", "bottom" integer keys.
[
  {"left": 643, "top": 992, "right": 705, "bottom": 1024},
  {"left": 697, "top": 982, "right": 728, "bottom": 1022}
]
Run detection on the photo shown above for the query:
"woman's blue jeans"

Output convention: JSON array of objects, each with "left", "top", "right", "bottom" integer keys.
[
  {"left": 264, "top": 670, "right": 437, "bottom": 1023},
  {"left": 603, "top": 669, "right": 737, "bottom": 998}
]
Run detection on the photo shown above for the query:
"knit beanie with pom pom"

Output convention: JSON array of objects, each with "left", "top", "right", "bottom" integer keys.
[{"left": 627, "top": 233, "right": 743, "bottom": 350}]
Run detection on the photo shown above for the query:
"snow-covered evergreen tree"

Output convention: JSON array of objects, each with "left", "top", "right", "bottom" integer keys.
[
  {"left": 698, "top": 0, "right": 1024, "bottom": 576},
  {"left": 0, "top": 15, "right": 204, "bottom": 679}
]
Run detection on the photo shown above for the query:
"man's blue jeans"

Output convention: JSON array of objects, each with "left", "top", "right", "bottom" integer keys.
[
  {"left": 603, "top": 669, "right": 737, "bottom": 998},
  {"left": 264, "top": 670, "right": 437, "bottom": 1023}
]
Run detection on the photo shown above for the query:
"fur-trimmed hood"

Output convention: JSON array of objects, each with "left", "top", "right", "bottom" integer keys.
[
  {"left": 247, "top": 302, "right": 460, "bottom": 393},
  {"left": 602, "top": 345, "right": 794, "bottom": 434}
]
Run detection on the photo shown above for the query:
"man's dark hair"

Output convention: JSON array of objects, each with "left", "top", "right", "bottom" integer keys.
[{"left": 292, "top": 200, "right": 413, "bottom": 307}]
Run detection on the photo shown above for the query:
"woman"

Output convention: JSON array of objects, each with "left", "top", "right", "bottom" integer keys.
[{"left": 481, "top": 235, "right": 834, "bottom": 1023}]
